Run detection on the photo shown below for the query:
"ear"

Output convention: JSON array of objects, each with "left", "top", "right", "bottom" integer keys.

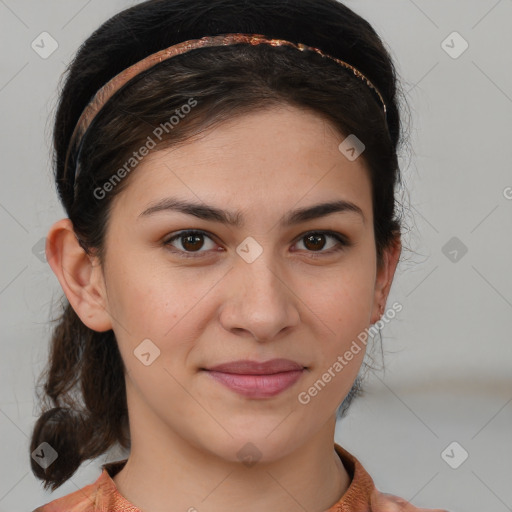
[
  {"left": 370, "top": 235, "right": 401, "bottom": 325},
  {"left": 46, "top": 218, "right": 113, "bottom": 332}
]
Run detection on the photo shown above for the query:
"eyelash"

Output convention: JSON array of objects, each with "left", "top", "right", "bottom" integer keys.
[{"left": 163, "top": 230, "right": 352, "bottom": 259}]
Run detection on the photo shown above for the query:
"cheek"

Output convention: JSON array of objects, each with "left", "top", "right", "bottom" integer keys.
[
  {"left": 299, "top": 282, "right": 371, "bottom": 412},
  {"left": 305, "top": 253, "right": 376, "bottom": 375},
  {"left": 105, "top": 247, "right": 189, "bottom": 332},
  {"left": 105, "top": 256, "right": 216, "bottom": 377},
  {"left": 311, "top": 253, "right": 376, "bottom": 324}
]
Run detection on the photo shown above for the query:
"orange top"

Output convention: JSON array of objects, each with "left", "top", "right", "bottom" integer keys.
[{"left": 33, "top": 443, "right": 448, "bottom": 512}]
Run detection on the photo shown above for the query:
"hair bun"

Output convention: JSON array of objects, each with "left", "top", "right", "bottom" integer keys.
[{"left": 30, "top": 407, "right": 85, "bottom": 491}]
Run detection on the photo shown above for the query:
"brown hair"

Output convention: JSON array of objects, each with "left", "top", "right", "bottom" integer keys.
[{"left": 31, "top": 0, "right": 409, "bottom": 491}]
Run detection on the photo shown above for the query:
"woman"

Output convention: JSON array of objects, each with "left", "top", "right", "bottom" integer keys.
[{"left": 30, "top": 0, "right": 449, "bottom": 510}]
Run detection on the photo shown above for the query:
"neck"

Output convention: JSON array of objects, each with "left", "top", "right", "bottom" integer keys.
[{"left": 112, "top": 384, "right": 350, "bottom": 512}]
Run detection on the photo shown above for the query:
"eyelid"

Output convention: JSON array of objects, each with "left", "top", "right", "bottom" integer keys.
[
  {"left": 163, "top": 229, "right": 219, "bottom": 257},
  {"left": 292, "top": 230, "right": 352, "bottom": 257}
]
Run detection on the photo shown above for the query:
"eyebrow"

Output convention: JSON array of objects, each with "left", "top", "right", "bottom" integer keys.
[{"left": 138, "top": 197, "right": 365, "bottom": 227}]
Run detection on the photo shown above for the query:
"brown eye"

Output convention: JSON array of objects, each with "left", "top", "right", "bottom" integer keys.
[
  {"left": 303, "top": 233, "right": 327, "bottom": 251},
  {"left": 164, "top": 230, "right": 217, "bottom": 256},
  {"left": 181, "top": 233, "right": 205, "bottom": 251},
  {"left": 295, "top": 231, "right": 349, "bottom": 255}
]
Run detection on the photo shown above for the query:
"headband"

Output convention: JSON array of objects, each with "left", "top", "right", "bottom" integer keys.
[{"left": 66, "top": 33, "right": 388, "bottom": 190}]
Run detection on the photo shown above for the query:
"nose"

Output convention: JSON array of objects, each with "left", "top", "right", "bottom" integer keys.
[{"left": 218, "top": 251, "right": 301, "bottom": 342}]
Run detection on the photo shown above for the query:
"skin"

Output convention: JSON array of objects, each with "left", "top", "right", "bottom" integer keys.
[{"left": 47, "top": 105, "right": 401, "bottom": 512}]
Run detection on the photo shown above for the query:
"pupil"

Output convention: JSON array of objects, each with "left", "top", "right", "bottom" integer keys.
[
  {"left": 305, "top": 234, "right": 325, "bottom": 251},
  {"left": 183, "top": 234, "right": 203, "bottom": 251}
]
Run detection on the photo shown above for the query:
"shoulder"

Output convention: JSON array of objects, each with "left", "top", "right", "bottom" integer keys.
[
  {"left": 333, "top": 443, "right": 450, "bottom": 512},
  {"left": 32, "top": 471, "right": 108, "bottom": 512},
  {"left": 370, "top": 490, "right": 451, "bottom": 511},
  {"left": 32, "top": 460, "right": 132, "bottom": 512}
]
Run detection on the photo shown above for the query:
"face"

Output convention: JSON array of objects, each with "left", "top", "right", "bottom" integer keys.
[{"left": 98, "top": 105, "right": 394, "bottom": 463}]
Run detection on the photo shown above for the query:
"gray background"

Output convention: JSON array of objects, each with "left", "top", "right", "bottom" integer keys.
[{"left": 1, "top": 1, "right": 511, "bottom": 511}]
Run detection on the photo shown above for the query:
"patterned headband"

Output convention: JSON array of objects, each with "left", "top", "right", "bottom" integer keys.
[{"left": 66, "top": 33, "right": 388, "bottom": 188}]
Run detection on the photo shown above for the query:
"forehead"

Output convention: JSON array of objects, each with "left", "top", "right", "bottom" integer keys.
[{"left": 111, "top": 105, "right": 373, "bottom": 223}]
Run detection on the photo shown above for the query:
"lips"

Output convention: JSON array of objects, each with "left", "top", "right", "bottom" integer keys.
[
  {"left": 204, "top": 358, "right": 305, "bottom": 375},
  {"left": 202, "top": 359, "right": 306, "bottom": 398}
]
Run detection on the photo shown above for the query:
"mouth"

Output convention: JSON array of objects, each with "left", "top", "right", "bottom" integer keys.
[
  {"left": 202, "top": 358, "right": 305, "bottom": 375},
  {"left": 201, "top": 359, "right": 307, "bottom": 399}
]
